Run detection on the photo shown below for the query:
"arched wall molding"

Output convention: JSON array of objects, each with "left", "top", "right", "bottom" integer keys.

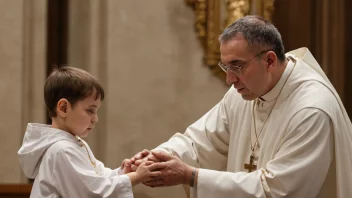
[{"left": 185, "top": 0, "right": 275, "bottom": 80}]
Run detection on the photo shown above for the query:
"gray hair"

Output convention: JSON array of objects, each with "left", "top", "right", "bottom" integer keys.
[{"left": 219, "top": 15, "right": 286, "bottom": 62}]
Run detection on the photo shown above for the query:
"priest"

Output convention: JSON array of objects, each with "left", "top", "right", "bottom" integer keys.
[{"left": 127, "top": 15, "right": 352, "bottom": 198}]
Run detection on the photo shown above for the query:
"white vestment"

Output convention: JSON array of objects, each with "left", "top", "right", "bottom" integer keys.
[
  {"left": 18, "top": 123, "right": 133, "bottom": 198},
  {"left": 155, "top": 48, "right": 352, "bottom": 198}
]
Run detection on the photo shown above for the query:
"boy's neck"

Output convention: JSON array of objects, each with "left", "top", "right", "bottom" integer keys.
[{"left": 51, "top": 118, "right": 74, "bottom": 136}]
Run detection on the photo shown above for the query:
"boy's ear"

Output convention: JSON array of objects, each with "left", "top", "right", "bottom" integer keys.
[{"left": 57, "top": 99, "right": 69, "bottom": 117}]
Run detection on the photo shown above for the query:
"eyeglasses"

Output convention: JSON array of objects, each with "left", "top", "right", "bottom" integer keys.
[{"left": 218, "top": 49, "right": 272, "bottom": 75}]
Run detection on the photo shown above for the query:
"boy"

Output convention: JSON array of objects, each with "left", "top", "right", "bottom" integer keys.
[{"left": 18, "top": 66, "right": 160, "bottom": 197}]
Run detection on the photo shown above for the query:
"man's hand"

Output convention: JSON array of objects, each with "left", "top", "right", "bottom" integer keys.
[
  {"left": 132, "top": 149, "right": 162, "bottom": 171},
  {"left": 131, "top": 149, "right": 150, "bottom": 162},
  {"left": 143, "top": 151, "right": 194, "bottom": 187}
]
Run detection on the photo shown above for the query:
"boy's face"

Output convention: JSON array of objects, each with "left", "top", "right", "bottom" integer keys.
[{"left": 64, "top": 94, "right": 101, "bottom": 138}]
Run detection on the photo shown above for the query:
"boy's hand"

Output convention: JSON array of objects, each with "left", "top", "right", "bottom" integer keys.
[
  {"left": 135, "top": 161, "right": 162, "bottom": 183},
  {"left": 120, "top": 149, "right": 150, "bottom": 174},
  {"left": 127, "top": 161, "right": 162, "bottom": 186},
  {"left": 121, "top": 158, "right": 133, "bottom": 174},
  {"left": 121, "top": 149, "right": 158, "bottom": 173}
]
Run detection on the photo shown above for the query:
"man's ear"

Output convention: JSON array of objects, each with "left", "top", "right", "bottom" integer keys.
[
  {"left": 266, "top": 51, "right": 277, "bottom": 71},
  {"left": 57, "top": 99, "right": 69, "bottom": 117}
]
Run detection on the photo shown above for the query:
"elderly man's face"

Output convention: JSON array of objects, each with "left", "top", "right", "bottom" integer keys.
[{"left": 220, "top": 36, "right": 272, "bottom": 100}]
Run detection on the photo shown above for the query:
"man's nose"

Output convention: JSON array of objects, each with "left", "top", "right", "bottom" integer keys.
[{"left": 226, "top": 70, "right": 239, "bottom": 85}]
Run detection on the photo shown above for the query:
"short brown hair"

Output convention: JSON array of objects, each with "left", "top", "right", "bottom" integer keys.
[{"left": 44, "top": 66, "right": 105, "bottom": 117}]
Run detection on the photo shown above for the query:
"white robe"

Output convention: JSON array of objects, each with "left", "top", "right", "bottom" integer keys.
[
  {"left": 155, "top": 48, "right": 352, "bottom": 198},
  {"left": 18, "top": 123, "right": 133, "bottom": 198}
]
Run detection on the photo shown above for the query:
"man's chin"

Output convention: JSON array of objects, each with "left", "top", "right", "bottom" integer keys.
[{"left": 240, "top": 93, "right": 256, "bottom": 101}]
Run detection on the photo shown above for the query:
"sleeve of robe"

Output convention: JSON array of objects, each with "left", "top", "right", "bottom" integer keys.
[
  {"left": 196, "top": 108, "right": 333, "bottom": 198},
  {"left": 83, "top": 140, "right": 122, "bottom": 177},
  {"left": 154, "top": 89, "right": 232, "bottom": 171},
  {"left": 50, "top": 142, "right": 133, "bottom": 198},
  {"left": 95, "top": 159, "right": 122, "bottom": 177}
]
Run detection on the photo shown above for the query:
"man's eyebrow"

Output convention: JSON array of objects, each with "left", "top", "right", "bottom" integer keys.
[
  {"left": 228, "top": 59, "right": 245, "bottom": 65},
  {"left": 88, "top": 105, "right": 98, "bottom": 108}
]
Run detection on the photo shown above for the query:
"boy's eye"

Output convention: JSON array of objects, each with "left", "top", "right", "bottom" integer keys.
[{"left": 87, "top": 109, "right": 95, "bottom": 114}]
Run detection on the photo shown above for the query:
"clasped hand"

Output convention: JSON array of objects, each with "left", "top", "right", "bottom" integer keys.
[{"left": 121, "top": 150, "right": 193, "bottom": 187}]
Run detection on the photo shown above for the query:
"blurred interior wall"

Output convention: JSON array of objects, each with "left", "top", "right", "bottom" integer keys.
[
  {"left": 0, "top": 0, "right": 47, "bottom": 183},
  {"left": 273, "top": 0, "right": 348, "bottom": 113}
]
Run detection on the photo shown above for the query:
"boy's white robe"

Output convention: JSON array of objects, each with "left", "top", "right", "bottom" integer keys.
[
  {"left": 156, "top": 48, "right": 352, "bottom": 198},
  {"left": 18, "top": 123, "right": 133, "bottom": 198}
]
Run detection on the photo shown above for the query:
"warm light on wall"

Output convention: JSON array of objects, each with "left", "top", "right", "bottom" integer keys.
[{"left": 185, "top": 0, "right": 275, "bottom": 81}]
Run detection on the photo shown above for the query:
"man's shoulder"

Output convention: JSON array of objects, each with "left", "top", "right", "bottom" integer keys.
[
  {"left": 289, "top": 80, "right": 339, "bottom": 111},
  {"left": 299, "top": 80, "right": 336, "bottom": 100}
]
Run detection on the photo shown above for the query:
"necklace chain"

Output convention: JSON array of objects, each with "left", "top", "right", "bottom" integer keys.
[
  {"left": 75, "top": 136, "right": 96, "bottom": 168},
  {"left": 250, "top": 58, "right": 297, "bottom": 155}
]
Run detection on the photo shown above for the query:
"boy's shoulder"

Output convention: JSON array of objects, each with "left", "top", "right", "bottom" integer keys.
[
  {"left": 44, "top": 139, "right": 95, "bottom": 170},
  {"left": 46, "top": 139, "right": 81, "bottom": 157}
]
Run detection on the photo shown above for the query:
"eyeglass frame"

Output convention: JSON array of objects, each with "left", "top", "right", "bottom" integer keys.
[{"left": 218, "top": 49, "right": 273, "bottom": 75}]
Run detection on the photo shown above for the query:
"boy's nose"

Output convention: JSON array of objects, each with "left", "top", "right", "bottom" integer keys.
[{"left": 92, "top": 115, "right": 98, "bottom": 124}]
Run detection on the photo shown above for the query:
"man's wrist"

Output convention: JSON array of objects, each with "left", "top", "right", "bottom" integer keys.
[{"left": 189, "top": 168, "right": 198, "bottom": 187}]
